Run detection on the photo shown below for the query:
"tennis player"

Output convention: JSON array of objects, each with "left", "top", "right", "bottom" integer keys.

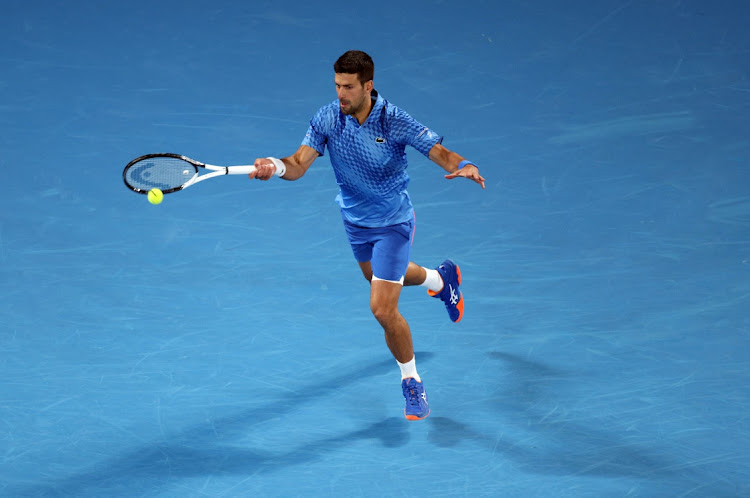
[{"left": 249, "top": 50, "right": 485, "bottom": 420}]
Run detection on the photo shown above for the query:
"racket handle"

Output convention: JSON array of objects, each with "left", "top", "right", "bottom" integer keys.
[{"left": 226, "top": 165, "right": 257, "bottom": 175}]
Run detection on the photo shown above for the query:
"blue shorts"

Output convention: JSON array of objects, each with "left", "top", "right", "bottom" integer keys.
[{"left": 343, "top": 215, "right": 415, "bottom": 282}]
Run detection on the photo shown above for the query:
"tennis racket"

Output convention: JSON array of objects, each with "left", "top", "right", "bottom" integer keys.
[{"left": 122, "top": 153, "right": 256, "bottom": 195}]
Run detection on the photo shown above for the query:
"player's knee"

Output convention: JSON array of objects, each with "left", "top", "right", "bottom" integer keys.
[{"left": 370, "top": 301, "right": 398, "bottom": 324}]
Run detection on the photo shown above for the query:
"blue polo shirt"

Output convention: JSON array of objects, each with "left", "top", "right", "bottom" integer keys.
[{"left": 301, "top": 90, "right": 443, "bottom": 227}]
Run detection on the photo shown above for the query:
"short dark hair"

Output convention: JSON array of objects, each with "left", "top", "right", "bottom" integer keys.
[{"left": 333, "top": 50, "right": 374, "bottom": 84}]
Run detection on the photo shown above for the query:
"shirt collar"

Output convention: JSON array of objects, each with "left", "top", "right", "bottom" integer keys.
[{"left": 371, "top": 89, "right": 384, "bottom": 109}]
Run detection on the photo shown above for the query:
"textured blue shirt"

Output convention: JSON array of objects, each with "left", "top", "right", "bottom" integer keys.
[{"left": 302, "top": 90, "right": 443, "bottom": 227}]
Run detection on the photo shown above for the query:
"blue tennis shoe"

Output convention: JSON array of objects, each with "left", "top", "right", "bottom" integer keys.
[
  {"left": 402, "top": 377, "right": 430, "bottom": 420},
  {"left": 428, "top": 260, "right": 464, "bottom": 323}
]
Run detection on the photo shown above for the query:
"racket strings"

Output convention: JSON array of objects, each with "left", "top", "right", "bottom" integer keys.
[{"left": 124, "top": 156, "right": 196, "bottom": 192}]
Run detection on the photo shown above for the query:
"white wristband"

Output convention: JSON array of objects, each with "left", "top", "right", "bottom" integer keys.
[{"left": 266, "top": 157, "right": 287, "bottom": 178}]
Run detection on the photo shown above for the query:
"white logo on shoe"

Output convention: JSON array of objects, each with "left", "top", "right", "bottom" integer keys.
[
  {"left": 449, "top": 284, "right": 459, "bottom": 305},
  {"left": 421, "top": 392, "right": 427, "bottom": 402}
]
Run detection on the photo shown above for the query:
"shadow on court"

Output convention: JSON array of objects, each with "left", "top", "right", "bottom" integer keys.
[
  {"left": 6, "top": 355, "right": 429, "bottom": 496},
  {"left": 427, "top": 352, "right": 738, "bottom": 496},
  {"left": 427, "top": 352, "right": 672, "bottom": 478}
]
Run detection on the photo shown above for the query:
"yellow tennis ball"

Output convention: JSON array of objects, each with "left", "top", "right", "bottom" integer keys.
[{"left": 148, "top": 188, "right": 163, "bottom": 205}]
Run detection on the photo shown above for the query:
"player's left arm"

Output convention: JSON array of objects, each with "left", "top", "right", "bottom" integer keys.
[{"left": 428, "top": 143, "right": 485, "bottom": 189}]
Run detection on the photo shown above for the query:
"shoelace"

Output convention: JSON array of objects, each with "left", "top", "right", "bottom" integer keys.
[{"left": 404, "top": 385, "right": 422, "bottom": 406}]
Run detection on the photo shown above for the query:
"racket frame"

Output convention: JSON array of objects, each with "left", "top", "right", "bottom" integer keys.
[{"left": 122, "top": 153, "right": 256, "bottom": 194}]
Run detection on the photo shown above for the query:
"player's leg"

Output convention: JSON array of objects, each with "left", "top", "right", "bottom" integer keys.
[
  {"left": 355, "top": 261, "right": 413, "bottom": 362},
  {"left": 355, "top": 241, "right": 417, "bottom": 367},
  {"left": 403, "top": 262, "right": 427, "bottom": 286},
  {"left": 398, "top": 215, "right": 463, "bottom": 322},
  {"left": 355, "top": 261, "right": 416, "bottom": 364},
  {"left": 347, "top": 219, "right": 430, "bottom": 420},
  {"left": 367, "top": 275, "right": 413, "bottom": 363},
  {"left": 403, "top": 261, "right": 464, "bottom": 322},
  {"left": 366, "top": 274, "right": 429, "bottom": 420}
]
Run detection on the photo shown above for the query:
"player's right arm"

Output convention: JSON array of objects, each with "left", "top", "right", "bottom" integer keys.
[{"left": 250, "top": 145, "right": 320, "bottom": 181}]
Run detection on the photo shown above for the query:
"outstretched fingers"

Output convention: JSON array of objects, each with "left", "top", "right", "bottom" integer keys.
[{"left": 445, "top": 166, "right": 486, "bottom": 189}]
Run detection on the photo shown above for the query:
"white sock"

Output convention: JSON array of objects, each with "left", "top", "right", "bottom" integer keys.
[
  {"left": 397, "top": 356, "right": 421, "bottom": 382},
  {"left": 420, "top": 267, "right": 443, "bottom": 293}
]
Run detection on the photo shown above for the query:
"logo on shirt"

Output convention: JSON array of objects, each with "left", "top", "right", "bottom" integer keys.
[
  {"left": 417, "top": 127, "right": 437, "bottom": 140},
  {"left": 375, "top": 137, "right": 385, "bottom": 143}
]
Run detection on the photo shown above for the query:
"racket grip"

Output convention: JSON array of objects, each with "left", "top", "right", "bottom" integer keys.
[{"left": 226, "top": 165, "right": 257, "bottom": 175}]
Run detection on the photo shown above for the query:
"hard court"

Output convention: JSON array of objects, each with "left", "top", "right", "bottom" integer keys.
[{"left": 1, "top": 1, "right": 748, "bottom": 496}]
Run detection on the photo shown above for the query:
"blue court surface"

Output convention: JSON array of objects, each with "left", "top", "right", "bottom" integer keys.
[{"left": 2, "top": 1, "right": 749, "bottom": 496}]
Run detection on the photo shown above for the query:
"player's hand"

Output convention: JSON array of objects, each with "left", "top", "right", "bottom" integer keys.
[
  {"left": 249, "top": 158, "right": 277, "bottom": 181},
  {"left": 445, "top": 164, "right": 486, "bottom": 189}
]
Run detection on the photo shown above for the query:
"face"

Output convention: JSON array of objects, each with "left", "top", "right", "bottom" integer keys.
[{"left": 335, "top": 72, "right": 372, "bottom": 116}]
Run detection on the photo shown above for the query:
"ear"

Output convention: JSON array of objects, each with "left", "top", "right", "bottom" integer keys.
[{"left": 365, "top": 80, "right": 374, "bottom": 92}]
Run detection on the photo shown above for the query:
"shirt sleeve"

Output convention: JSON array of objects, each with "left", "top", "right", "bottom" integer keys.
[
  {"left": 301, "top": 104, "right": 334, "bottom": 157},
  {"left": 387, "top": 105, "right": 443, "bottom": 157}
]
